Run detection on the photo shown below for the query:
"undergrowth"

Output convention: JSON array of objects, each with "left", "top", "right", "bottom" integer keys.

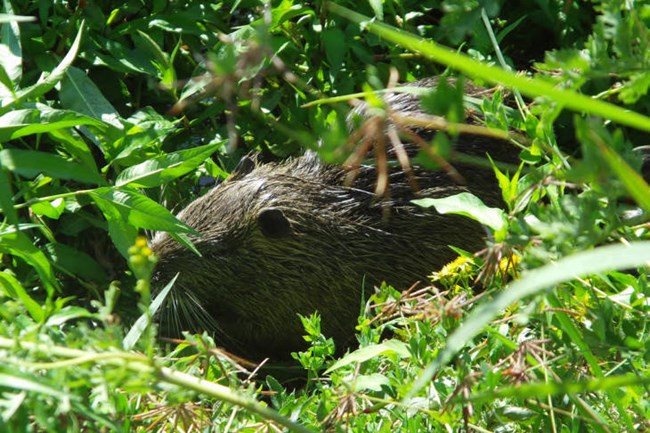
[{"left": 0, "top": 0, "right": 649, "bottom": 432}]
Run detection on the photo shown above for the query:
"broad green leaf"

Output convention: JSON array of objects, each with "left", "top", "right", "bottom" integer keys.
[
  {"left": 0, "top": 149, "right": 105, "bottom": 185},
  {"left": 179, "top": 72, "right": 212, "bottom": 102},
  {"left": 489, "top": 154, "right": 520, "bottom": 210},
  {"left": 413, "top": 192, "right": 505, "bottom": 231},
  {"left": 0, "top": 106, "right": 107, "bottom": 141},
  {"left": 89, "top": 187, "right": 197, "bottom": 234},
  {"left": 497, "top": 406, "right": 538, "bottom": 422},
  {"left": 0, "top": 271, "right": 44, "bottom": 322},
  {"left": 116, "top": 141, "right": 225, "bottom": 187},
  {"left": 123, "top": 273, "right": 178, "bottom": 350},
  {"left": 48, "top": 129, "right": 98, "bottom": 172},
  {"left": 352, "top": 373, "right": 390, "bottom": 392},
  {"left": 0, "top": 0, "right": 22, "bottom": 88},
  {"left": 0, "top": 168, "right": 18, "bottom": 224},
  {"left": 322, "top": 28, "right": 345, "bottom": 78},
  {"left": 91, "top": 193, "right": 138, "bottom": 258},
  {"left": 59, "top": 66, "right": 123, "bottom": 129},
  {"left": 89, "top": 44, "right": 153, "bottom": 75},
  {"left": 30, "top": 198, "right": 66, "bottom": 220},
  {"left": 91, "top": 39, "right": 159, "bottom": 76},
  {"left": 0, "top": 62, "right": 12, "bottom": 98},
  {"left": 0, "top": 228, "right": 60, "bottom": 295},
  {"left": 409, "top": 241, "right": 650, "bottom": 397},
  {"left": 267, "top": 0, "right": 314, "bottom": 27},
  {"left": 45, "top": 242, "right": 108, "bottom": 283},
  {"left": 2, "top": 21, "right": 84, "bottom": 110},
  {"left": 110, "top": 108, "right": 178, "bottom": 163},
  {"left": 46, "top": 305, "right": 97, "bottom": 327},
  {"left": 134, "top": 30, "right": 169, "bottom": 70},
  {"left": 326, "top": 339, "right": 409, "bottom": 374}
]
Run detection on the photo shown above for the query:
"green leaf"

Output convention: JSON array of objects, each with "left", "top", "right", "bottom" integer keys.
[
  {"left": 0, "top": 227, "right": 60, "bottom": 295},
  {"left": 91, "top": 193, "right": 138, "bottom": 258},
  {"left": 498, "top": 406, "right": 538, "bottom": 421},
  {"left": 47, "top": 129, "right": 98, "bottom": 172},
  {"left": 322, "top": 27, "right": 346, "bottom": 78},
  {"left": 352, "top": 373, "right": 390, "bottom": 392},
  {"left": 91, "top": 40, "right": 160, "bottom": 77},
  {"left": 110, "top": 108, "right": 178, "bottom": 163},
  {"left": 59, "top": 66, "right": 123, "bottom": 129},
  {"left": 0, "top": 169, "right": 18, "bottom": 224},
  {"left": 0, "top": 271, "right": 45, "bottom": 322},
  {"left": 116, "top": 141, "right": 225, "bottom": 188},
  {"left": 89, "top": 187, "right": 197, "bottom": 234},
  {"left": 0, "top": 0, "right": 22, "bottom": 94},
  {"left": 30, "top": 198, "right": 66, "bottom": 219},
  {"left": 45, "top": 305, "right": 97, "bottom": 327},
  {"left": 2, "top": 21, "right": 85, "bottom": 110},
  {"left": 409, "top": 241, "right": 650, "bottom": 397},
  {"left": 133, "top": 30, "right": 170, "bottom": 70},
  {"left": 123, "top": 273, "right": 177, "bottom": 350},
  {"left": 326, "top": 339, "right": 409, "bottom": 374},
  {"left": 0, "top": 149, "right": 105, "bottom": 185},
  {"left": 45, "top": 242, "right": 108, "bottom": 283},
  {"left": 368, "top": 0, "right": 383, "bottom": 20},
  {"left": 413, "top": 192, "right": 505, "bottom": 231},
  {"left": 618, "top": 71, "right": 650, "bottom": 104},
  {"left": 488, "top": 154, "right": 519, "bottom": 210},
  {"left": 0, "top": 105, "right": 107, "bottom": 141},
  {"left": 169, "top": 231, "right": 201, "bottom": 257}
]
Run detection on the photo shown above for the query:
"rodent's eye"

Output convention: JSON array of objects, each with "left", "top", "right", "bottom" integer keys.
[{"left": 258, "top": 208, "right": 292, "bottom": 238}]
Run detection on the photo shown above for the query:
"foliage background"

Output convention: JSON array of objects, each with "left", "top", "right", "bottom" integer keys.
[{"left": 0, "top": 0, "right": 649, "bottom": 432}]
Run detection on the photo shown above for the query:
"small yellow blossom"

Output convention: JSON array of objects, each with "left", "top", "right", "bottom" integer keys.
[{"left": 430, "top": 255, "right": 476, "bottom": 287}]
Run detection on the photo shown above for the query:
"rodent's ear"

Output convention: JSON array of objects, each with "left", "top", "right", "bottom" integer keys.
[{"left": 258, "top": 208, "right": 292, "bottom": 238}]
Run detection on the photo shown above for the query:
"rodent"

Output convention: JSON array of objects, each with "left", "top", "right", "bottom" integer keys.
[{"left": 151, "top": 78, "right": 513, "bottom": 361}]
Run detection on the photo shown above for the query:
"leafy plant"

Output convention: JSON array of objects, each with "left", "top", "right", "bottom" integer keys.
[{"left": 1, "top": 1, "right": 649, "bottom": 432}]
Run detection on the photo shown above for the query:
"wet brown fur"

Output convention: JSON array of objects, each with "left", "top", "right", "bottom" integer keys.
[{"left": 151, "top": 79, "right": 512, "bottom": 360}]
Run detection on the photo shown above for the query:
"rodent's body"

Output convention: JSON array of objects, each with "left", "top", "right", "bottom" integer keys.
[{"left": 151, "top": 79, "right": 511, "bottom": 360}]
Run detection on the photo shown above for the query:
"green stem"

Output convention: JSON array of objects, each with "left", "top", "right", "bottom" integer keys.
[{"left": 0, "top": 189, "right": 93, "bottom": 213}]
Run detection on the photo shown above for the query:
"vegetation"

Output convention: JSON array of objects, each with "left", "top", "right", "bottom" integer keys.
[{"left": 1, "top": 0, "right": 649, "bottom": 431}]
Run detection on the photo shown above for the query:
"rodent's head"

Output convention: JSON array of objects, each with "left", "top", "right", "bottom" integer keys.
[{"left": 150, "top": 155, "right": 369, "bottom": 358}]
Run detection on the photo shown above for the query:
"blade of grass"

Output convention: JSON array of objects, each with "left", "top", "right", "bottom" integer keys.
[
  {"left": 466, "top": 372, "right": 650, "bottom": 403},
  {"left": 579, "top": 118, "right": 650, "bottom": 213}
]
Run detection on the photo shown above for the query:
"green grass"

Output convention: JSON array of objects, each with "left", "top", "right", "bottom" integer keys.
[{"left": 1, "top": 1, "right": 649, "bottom": 432}]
